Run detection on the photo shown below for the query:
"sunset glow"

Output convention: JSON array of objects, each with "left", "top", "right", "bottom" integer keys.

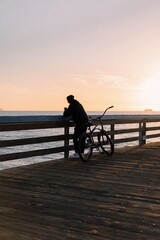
[{"left": 0, "top": 0, "right": 160, "bottom": 112}]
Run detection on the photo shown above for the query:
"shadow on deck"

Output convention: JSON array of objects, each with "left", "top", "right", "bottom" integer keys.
[{"left": 0, "top": 142, "right": 160, "bottom": 240}]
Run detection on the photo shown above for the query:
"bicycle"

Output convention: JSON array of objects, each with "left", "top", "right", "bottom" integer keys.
[{"left": 78, "top": 106, "right": 114, "bottom": 161}]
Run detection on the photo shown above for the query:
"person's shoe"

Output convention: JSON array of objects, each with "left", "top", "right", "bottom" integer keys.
[{"left": 69, "top": 153, "right": 80, "bottom": 159}]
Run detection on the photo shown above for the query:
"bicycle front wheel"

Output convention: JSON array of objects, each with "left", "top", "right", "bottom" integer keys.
[
  {"left": 98, "top": 131, "right": 114, "bottom": 156},
  {"left": 78, "top": 133, "right": 93, "bottom": 161}
]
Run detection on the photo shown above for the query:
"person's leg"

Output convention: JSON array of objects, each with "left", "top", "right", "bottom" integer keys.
[
  {"left": 73, "top": 124, "right": 87, "bottom": 153},
  {"left": 73, "top": 126, "right": 80, "bottom": 153}
]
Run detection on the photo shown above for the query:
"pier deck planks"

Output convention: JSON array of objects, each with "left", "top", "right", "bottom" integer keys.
[{"left": 0, "top": 142, "right": 160, "bottom": 240}]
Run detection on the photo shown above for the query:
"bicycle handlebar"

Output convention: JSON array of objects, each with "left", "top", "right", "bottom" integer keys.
[{"left": 89, "top": 106, "right": 114, "bottom": 121}]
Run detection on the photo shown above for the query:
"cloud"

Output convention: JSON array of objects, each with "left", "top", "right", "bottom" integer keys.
[{"left": 95, "top": 72, "right": 144, "bottom": 90}]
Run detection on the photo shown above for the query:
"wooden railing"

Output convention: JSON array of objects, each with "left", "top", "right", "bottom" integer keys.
[{"left": 0, "top": 114, "right": 160, "bottom": 162}]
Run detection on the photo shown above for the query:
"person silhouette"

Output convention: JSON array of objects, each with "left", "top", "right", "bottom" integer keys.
[{"left": 63, "top": 95, "right": 89, "bottom": 158}]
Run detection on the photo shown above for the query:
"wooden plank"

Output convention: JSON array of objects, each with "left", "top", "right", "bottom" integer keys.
[
  {"left": 113, "top": 136, "right": 140, "bottom": 144},
  {"left": 0, "top": 142, "right": 159, "bottom": 239},
  {"left": 0, "top": 147, "right": 65, "bottom": 162},
  {"left": 0, "top": 135, "right": 64, "bottom": 147},
  {"left": 147, "top": 133, "right": 160, "bottom": 139},
  {"left": 0, "top": 135, "right": 68, "bottom": 147},
  {"left": 0, "top": 145, "right": 74, "bottom": 162},
  {"left": 111, "top": 127, "right": 140, "bottom": 135},
  {"left": 146, "top": 126, "right": 160, "bottom": 131},
  {"left": 0, "top": 122, "right": 67, "bottom": 131}
]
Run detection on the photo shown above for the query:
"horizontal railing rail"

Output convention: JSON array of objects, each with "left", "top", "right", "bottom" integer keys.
[{"left": 0, "top": 114, "right": 160, "bottom": 162}]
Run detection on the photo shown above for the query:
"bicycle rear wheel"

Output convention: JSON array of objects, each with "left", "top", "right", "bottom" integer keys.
[
  {"left": 78, "top": 133, "right": 93, "bottom": 161},
  {"left": 98, "top": 131, "right": 114, "bottom": 156}
]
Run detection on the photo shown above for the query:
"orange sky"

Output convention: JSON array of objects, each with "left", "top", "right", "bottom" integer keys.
[{"left": 1, "top": 0, "right": 160, "bottom": 111}]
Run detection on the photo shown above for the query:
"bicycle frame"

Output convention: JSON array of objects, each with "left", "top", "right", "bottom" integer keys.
[
  {"left": 78, "top": 106, "right": 114, "bottom": 161},
  {"left": 87, "top": 106, "right": 114, "bottom": 148}
]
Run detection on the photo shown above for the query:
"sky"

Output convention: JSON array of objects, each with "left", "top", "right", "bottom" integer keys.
[{"left": 1, "top": 0, "right": 160, "bottom": 111}]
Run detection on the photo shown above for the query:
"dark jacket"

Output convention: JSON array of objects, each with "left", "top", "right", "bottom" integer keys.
[{"left": 63, "top": 100, "right": 88, "bottom": 125}]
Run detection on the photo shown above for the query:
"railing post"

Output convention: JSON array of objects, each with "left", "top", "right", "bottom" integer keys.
[
  {"left": 64, "top": 122, "right": 70, "bottom": 158},
  {"left": 139, "top": 121, "right": 146, "bottom": 146},
  {"left": 111, "top": 124, "right": 115, "bottom": 149}
]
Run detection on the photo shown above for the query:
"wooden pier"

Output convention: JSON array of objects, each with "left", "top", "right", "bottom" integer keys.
[{"left": 0, "top": 142, "right": 159, "bottom": 240}]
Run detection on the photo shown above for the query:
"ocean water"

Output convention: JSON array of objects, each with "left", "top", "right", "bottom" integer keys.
[{"left": 0, "top": 111, "right": 160, "bottom": 170}]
